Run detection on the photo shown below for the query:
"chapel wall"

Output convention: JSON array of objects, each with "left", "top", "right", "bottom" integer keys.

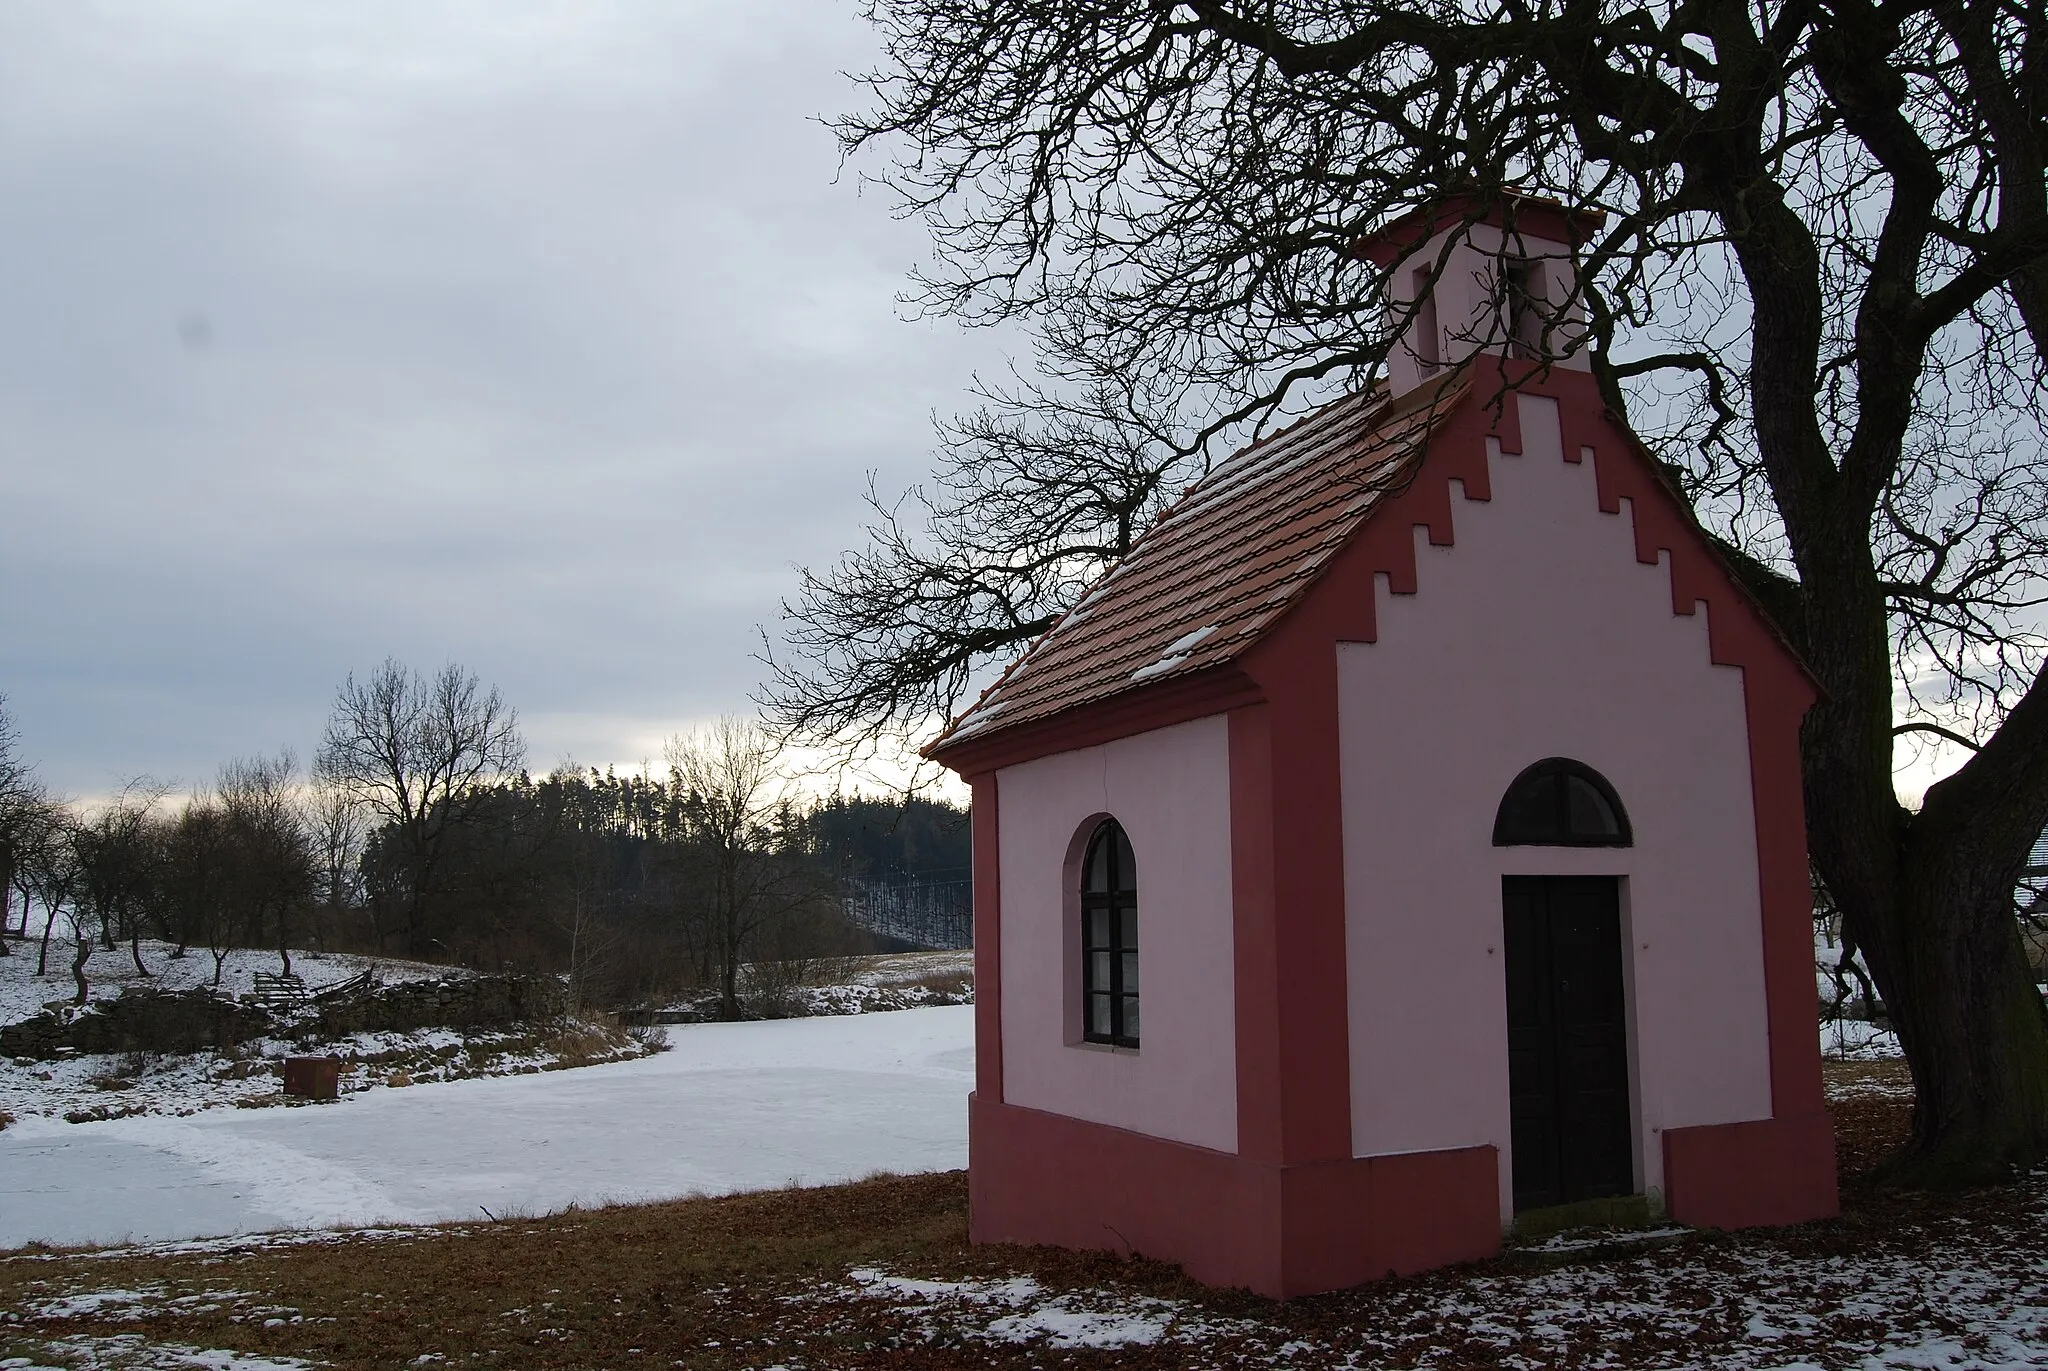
[
  {"left": 994, "top": 714, "right": 1239, "bottom": 1152},
  {"left": 1335, "top": 390, "right": 1774, "bottom": 1220}
]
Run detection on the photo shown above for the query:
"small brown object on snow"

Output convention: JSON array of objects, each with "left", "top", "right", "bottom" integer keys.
[{"left": 282, "top": 1056, "right": 340, "bottom": 1100}]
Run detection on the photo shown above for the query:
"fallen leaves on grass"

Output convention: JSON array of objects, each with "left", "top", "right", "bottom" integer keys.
[{"left": 4, "top": 1064, "right": 2043, "bottom": 1371}]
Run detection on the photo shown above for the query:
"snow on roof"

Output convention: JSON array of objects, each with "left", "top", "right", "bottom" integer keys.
[{"left": 928, "top": 379, "right": 1462, "bottom": 757}]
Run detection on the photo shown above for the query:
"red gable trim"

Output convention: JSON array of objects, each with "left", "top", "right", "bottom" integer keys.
[
  {"left": 925, "top": 384, "right": 1460, "bottom": 763},
  {"left": 931, "top": 360, "right": 1815, "bottom": 777}
]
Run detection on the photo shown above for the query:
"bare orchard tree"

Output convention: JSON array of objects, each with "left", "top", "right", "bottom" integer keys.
[
  {"left": 769, "top": 0, "right": 2048, "bottom": 1180},
  {"left": 302, "top": 772, "right": 368, "bottom": 953},
  {"left": 218, "top": 752, "right": 315, "bottom": 978},
  {"left": 70, "top": 782, "right": 169, "bottom": 987},
  {"left": 665, "top": 717, "right": 821, "bottom": 1021},
  {"left": 315, "top": 660, "right": 524, "bottom": 956},
  {"left": 24, "top": 805, "right": 79, "bottom": 978},
  {"left": 160, "top": 794, "right": 238, "bottom": 983},
  {"left": 0, "top": 695, "right": 49, "bottom": 956}
]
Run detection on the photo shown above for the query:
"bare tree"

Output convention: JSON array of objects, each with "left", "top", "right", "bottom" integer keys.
[
  {"left": 763, "top": 379, "right": 1203, "bottom": 787},
  {"left": 160, "top": 794, "right": 238, "bottom": 983},
  {"left": 0, "top": 695, "right": 45, "bottom": 957},
  {"left": 665, "top": 718, "right": 821, "bottom": 1020},
  {"left": 303, "top": 772, "right": 368, "bottom": 953},
  {"left": 770, "top": 0, "right": 2048, "bottom": 1180},
  {"left": 315, "top": 660, "right": 525, "bottom": 956},
  {"left": 218, "top": 752, "right": 315, "bottom": 977},
  {"left": 551, "top": 871, "right": 622, "bottom": 1015},
  {"left": 71, "top": 782, "right": 169, "bottom": 986},
  {"left": 24, "top": 806, "right": 79, "bottom": 978}
]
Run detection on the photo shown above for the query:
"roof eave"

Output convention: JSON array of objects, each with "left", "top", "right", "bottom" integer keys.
[{"left": 923, "top": 663, "right": 1266, "bottom": 776}]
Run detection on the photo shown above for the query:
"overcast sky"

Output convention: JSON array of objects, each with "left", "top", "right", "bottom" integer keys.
[{"left": 0, "top": 1, "right": 1009, "bottom": 799}]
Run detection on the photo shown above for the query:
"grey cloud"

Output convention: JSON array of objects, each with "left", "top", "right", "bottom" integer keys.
[{"left": 0, "top": 0, "right": 1005, "bottom": 795}]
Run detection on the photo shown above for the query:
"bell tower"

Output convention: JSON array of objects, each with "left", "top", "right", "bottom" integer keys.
[{"left": 1352, "top": 193, "right": 1603, "bottom": 398}]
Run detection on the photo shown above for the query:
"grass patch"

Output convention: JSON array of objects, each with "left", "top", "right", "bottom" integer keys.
[{"left": 4, "top": 1061, "right": 2041, "bottom": 1371}]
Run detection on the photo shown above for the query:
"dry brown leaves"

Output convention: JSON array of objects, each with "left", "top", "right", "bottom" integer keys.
[{"left": 4, "top": 1059, "right": 2042, "bottom": 1371}]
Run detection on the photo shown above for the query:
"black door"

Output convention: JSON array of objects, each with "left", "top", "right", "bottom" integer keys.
[{"left": 1503, "top": 876, "right": 1633, "bottom": 1211}]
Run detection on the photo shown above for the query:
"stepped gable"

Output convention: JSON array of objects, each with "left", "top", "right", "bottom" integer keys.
[{"left": 927, "top": 376, "right": 1466, "bottom": 756}]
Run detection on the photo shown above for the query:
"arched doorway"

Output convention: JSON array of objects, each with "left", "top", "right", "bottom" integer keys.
[{"left": 1495, "top": 760, "right": 1634, "bottom": 1212}]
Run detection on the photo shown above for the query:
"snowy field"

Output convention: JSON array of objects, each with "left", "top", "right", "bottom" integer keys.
[
  {"left": 1, "top": 994, "right": 1912, "bottom": 1257},
  {"left": 0, "top": 1006, "right": 972, "bottom": 1251},
  {"left": 0, "top": 942, "right": 455, "bottom": 1026}
]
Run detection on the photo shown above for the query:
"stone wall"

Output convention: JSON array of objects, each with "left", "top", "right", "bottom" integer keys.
[
  {"left": 1, "top": 974, "right": 566, "bottom": 1060},
  {"left": 0, "top": 988, "right": 271, "bottom": 1059},
  {"left": 310, "top": 975, "right": 564, "bottom": 1037}
]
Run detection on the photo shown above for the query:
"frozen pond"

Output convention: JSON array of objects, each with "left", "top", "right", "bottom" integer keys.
[{"left": 0, "top": 1006, "right": 972, "bottom": 1250}]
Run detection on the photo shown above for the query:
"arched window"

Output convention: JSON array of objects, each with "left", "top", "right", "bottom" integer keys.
[
  {"left": 1493, "top": 758, "right": 1632, "bottom": 847},
  {"left": 1080, "top": 819, "right": 1139, "bottom": 1047}
]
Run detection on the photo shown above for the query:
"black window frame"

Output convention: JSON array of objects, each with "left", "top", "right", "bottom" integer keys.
[
  {"left": 1492, "top": 757, "right": 1633, "bottom": 847},
  {"left": 1080, "top": 819, "right": 1140, "bottom": 1048},
  {"left": 1501, "top": 256, "right": 1546, "bottom": 358}
]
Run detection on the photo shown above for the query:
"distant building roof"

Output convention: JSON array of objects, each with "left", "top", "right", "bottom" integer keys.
[{"left": 927, "top": 376, "right": 1466, "bottom": 757}]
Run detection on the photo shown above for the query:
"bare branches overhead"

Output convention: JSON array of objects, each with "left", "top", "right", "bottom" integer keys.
[
  {"left": 791, "top": 0, "right": 2048, "bottom": 1176},
  {"left": 781, "top": 0, "right": 2048, "bottom": 779}
]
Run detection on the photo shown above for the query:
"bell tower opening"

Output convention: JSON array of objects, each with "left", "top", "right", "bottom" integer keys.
[{"left": 1353, "top": 193, "right": 1603, "bottom": 398}]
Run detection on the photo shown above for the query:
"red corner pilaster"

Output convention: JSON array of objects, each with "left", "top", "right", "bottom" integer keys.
[
  {"left": 1239, "top": 635, "right": 1354, "bottom": 1165},
  {"left": 969, "top": 771, "right": 1002, "bottom": 1104},
  {"left": 1230, "top": 378, "right": 1515, "bottom": 1167},
  {"left": 1745, "top": 673, "right": 1830, "bottom": 1119}
]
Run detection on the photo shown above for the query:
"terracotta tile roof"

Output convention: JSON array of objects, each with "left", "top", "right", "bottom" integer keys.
[{"left": 927, "top": 377, "right": 1467, "bottom": 756}]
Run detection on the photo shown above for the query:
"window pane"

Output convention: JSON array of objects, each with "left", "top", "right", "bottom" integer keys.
[
  {"left": 1121, "top": 950, "right": 1140, "bottom": 994},
  {"left": 1090, "top": 951, "right": 1112, "bottom": 993},
  {"left": 1121, "top": 995, "right": 1141, "bottom": 1042},
  {"left": 1088, "top": 993, "right": 1112, "bottom": 1037},
  {"left": 1114, "top": 827, "right": 1137, "bottom": 894},
  {"left": 1087, "top": 907, "right": 1110, "bottom": 950},
  {"left": 1565, "top": 774, "right": 1620, "bottom": 838},
  {"left": 1497, "top": 760, "right": 1631, "bottom": 846},
  {"left": 1086, "top": 830, "right": 1111, "bottom": 892},
  {"left": 1497, "top": 773, "right": 1559, "bottom": 842},
  {"left": 1118, "top": 907, "right": 1138, "bottom": 951}
]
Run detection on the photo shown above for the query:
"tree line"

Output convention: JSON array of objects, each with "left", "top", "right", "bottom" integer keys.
[{"left": 0, "top": 665, "right": 969, "bottom": 1020}]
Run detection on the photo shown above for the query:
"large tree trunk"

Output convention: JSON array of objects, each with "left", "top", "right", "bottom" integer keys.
[
  {"left": 1863, "top": 754, "right": 2048, "bottom": 1182},
  {"left": 1876, "top": 867, "right": 2048, "bottom": 1183},
  {"left": 1778, "top": 441, "right": 2048, "bottom": 1183},
  {"left": 404, "top": 882, "right": 429, "bottom": 958}
]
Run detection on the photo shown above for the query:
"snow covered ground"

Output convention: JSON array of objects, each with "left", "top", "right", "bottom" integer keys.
[
  {"left": 1, "top": 978, "right": 1916, "bottom": 1258},
  {"left": 0, "top": 1021, "right": 655, "bottom": 1125},
  {"left": 788, "top": 1184, "right": 2048, "bottom": 1367},
  {"left": 0, "top": 938, "right": 650, "bottom": 1126},
  {"left": 0, "top": 942, "right": 456, "bottom": 1027},
  {"left": 0, "top": 1006, "right": 972, "bottom": 1252},
  {"left": 1820, "top": 1016, "right": 1903, "bottom": 1060},
  {"left": 654, "top": 948, "right": 974, "bottom": 1019}
]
